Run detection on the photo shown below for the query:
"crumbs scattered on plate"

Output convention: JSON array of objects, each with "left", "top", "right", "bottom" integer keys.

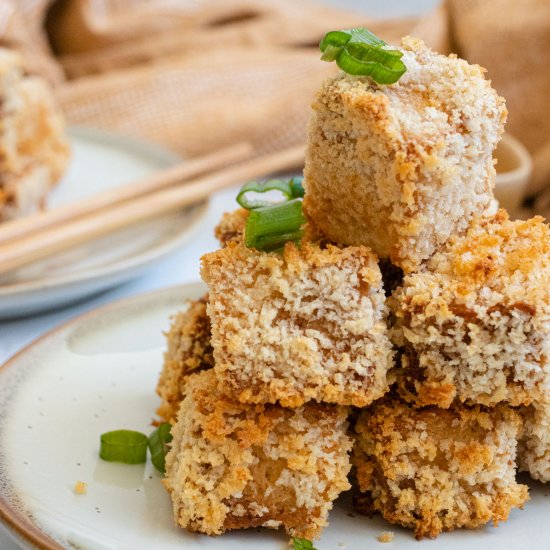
[
  {"left": 73, "top": 481, "right": 88, "bottom": 495},
  {"left": 377, "top": 531, "right": 394, "bottom": 543}
]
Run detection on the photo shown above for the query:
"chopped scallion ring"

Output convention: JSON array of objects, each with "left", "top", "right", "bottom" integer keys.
[
  {"left": 148, "top": 423, "right": 173, "bottom": 474},
  {"left": 289, "top": 177, "right": 304, "bottom": 199},
  {"left": 99, "top": 429, "right": 148, "bottom": 464},
  {"left": 245, "top": 198, "right": 305, "bottom": 252},
  {"left": 319, "top": 27, "right": 406, "bottom": 84},
  {"left": 236, "top": 177, "right": 304, "bottom": 209}
]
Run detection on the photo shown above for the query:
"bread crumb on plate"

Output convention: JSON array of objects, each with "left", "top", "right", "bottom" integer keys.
[
  {"left": 73, "top": 481, "right": 87, "bottom": 495},
  {"left": 377, "top": 531, "right": 394, "bottom": 543}
]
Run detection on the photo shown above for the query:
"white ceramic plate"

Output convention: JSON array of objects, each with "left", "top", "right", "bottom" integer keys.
[
  {"left": 0, "top": 283, "right": 548, "bottom": 550},
  {"left": 0, "top": 127, "right": 208, "bottom": 319}
]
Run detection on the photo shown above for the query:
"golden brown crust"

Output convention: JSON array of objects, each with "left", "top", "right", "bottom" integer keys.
[
  {"left": 164, "top": 370, "right": 352, "bottom": 540},
  {"left": 156, "top": 296, "right": 214, "bottom": 422},
  {"left": 303, "top": 37, "right": 506, "bottom": 272},
  {"left": 214, "top": 208, "right": 249, "bottom": 247},
  {"left": 201, "top": 240, "right": 393, "bottom": 407},
  {"left": 352, "top": 397, "right": 529, "bottom": 539},
  {"left": 518, "top": 401, "right": 550, "bottom": 482},
  {"left": 390, "top": 211, "right": 550, "bottom": 408}
]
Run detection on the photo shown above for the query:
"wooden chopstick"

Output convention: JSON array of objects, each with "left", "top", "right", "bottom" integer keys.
[
  {"left": 0, "top": 142, "right": 253, "bottom": 246},
  {"left": 0, "top": 144, "right": 304, "bottom": 276}
]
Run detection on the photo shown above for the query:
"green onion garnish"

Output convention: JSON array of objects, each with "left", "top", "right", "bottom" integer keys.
[
  {"left": 99, "top": 430, "right": 148, "bottom": 464},
  {"left": 245, "top": 198, "right": 305, "bottom": 252},
  {"left": 319, "top": 27, "right": 406, "bottom": 84},
  {"left": 236, "top": 176, "right": 304, "bottom": 209},
  {"left": 292, "top": 538, "right": 317, "bottom": 550},
  {"left": 148, "top": 423, "right": 173, "bottom": 474}
]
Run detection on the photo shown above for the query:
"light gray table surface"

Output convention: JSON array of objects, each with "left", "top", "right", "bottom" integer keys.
[{"left": 0, "top": 1, "right": 437, "bottom": 547}]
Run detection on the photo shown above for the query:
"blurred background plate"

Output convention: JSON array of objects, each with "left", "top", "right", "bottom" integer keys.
[{"left": 0, "top": 127, "right": 208, "bottom": 320}]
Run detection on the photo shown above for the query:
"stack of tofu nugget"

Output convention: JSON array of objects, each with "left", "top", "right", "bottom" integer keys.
[{"left": 156, "top": 37, "right": 550, "bottom": 541}]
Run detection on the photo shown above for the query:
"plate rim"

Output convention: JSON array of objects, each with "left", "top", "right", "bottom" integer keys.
[
  {"left": 0, "top": 126, "right": 209, "bottom": 298},
  {"left": 0, "top": 282, "right": 205, "bottom": 550}
]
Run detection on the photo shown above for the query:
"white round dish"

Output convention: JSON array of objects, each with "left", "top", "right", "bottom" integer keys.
[
  {"left": 0, "top": 127, "right": 208, "bottom": 319},
  {"left": 0, "top": 283, "right": 548, "bottom": 550}
]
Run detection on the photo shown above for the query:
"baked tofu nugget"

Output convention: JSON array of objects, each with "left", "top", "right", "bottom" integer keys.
[
  {"left": 164, "top": 369, "right": 352, "bottom": 540},
  {"left": 214, "top": 208, "right": 249, "bottom": 247},
  {"left": 0, "top": 49, "right": 70, "bottom": 222},
  {"left": 352, "top": 398, "right": 529, "bottom": 539},
  {"left": 156, "top": 297, "right": 214, "bottom": 422},
  {"left": 303, "top": 37, "right": 506, "bottom": 272},
  {"left": 200, "top": 240, "right": 393, "bottom": 407},
  {"left": 518, "top": 402, "right": 550, "bottom": 483},
  {"left": 391, "top": 211, "right": 550, "bottom": 408}
]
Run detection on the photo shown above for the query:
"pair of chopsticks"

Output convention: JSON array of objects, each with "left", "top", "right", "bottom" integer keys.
[{"left": 0, "top": 142, "right": 305, "bottom": 277}]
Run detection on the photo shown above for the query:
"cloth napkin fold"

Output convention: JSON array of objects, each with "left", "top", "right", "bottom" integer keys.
[{"left": 2, "top": 0, "right": 550, "bottom": 211}]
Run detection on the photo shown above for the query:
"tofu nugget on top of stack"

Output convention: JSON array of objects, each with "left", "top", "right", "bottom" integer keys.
[{"left": 304, "top": 37, "right": 506, "bottom": 272}]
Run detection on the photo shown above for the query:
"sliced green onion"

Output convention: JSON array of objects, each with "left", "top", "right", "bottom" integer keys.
[
  {"left": 319, "top": 27, "right": 406, "bottom": 84},
  {"left": 320, "top": 44, "right": 342, "bottom": 62},
  {"left": 319, "top": 30, "right": 352, "bottom": 58},
  {"left": 245, "top": 198, "right": 305, "bottom": 252},
  {"left": 347, "top": 27, "right": 386, "bottom": 47},
  {"left": 336, "top": 43, "right": 406, "bottom": 84},
  {"left": 99, "top": 430, "right": 148, "bottom": 464},
  {"left": 148, "top": 423, "right": 173, "bottom": 474},
  {"left": 236, "top": 177, "right": 304, "bottom": 209},
  {"left": 292, "top": 538, "right": 317, "bottom": 550},
  {"left": 289, "top": 176, "right": 304, "bottom": 199}
]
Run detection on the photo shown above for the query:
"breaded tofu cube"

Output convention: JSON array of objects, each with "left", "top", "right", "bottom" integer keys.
[
  {"left": 164, "top": 369, "right": 352, "bottom": 540},
  {"left": 0, "top": 48, "right": 70, "bottom": 222},
  {"left": 390, "top": 211, "right": 550, "bottom": 408},
  {"left": 303, "top": 37, "right": 506, "bottom": 272},
  {"left": 200, "top": 240, "right": 393, "bottom": 407},
  {"left": 518, "top": 402, "right": 550, "bottom": 483},
  {"left": 214, "top": 208, "right": 249, "bottom": 247},
  {"left": 156, "top": 297, "right": 213, "bottom": 422},
  {"left": 352, "top": 398, "right": 529, "bottom": 539}
]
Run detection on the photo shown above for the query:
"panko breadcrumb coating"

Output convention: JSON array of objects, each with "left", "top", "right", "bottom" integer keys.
[
  {"left": 0, "top": 48, "right": 70, "bottom": 222},
  {"left": 214, "top": 208, "right": 249, "bottom": 247},
  {"left": 201, "top": 240, "right": 393, "bottom": 407},
  {"left": 164, "top": 370, "right": 352, "bottom": 540},
  {"left": 352, "top": 398, "right": 529, "bottom": 539},
  {"left": 303, "top": 37, "right": 506, "bottom": 272},
  {"left": 390, "top": 210, "right": 550, "bottom": 408},
  {"left": 156, "top": 297, "right": 213, "bottom": 422},
  {"left": 518, "top": 402, "right": 550, "bottom": 483}
]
